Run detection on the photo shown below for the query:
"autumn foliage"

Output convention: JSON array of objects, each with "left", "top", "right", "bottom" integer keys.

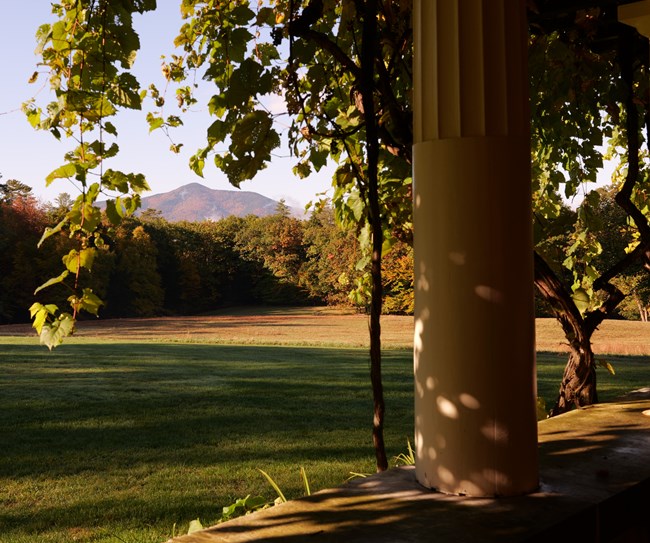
[{"left": 0, "top": 196, "right": 412, "bottom": 324}]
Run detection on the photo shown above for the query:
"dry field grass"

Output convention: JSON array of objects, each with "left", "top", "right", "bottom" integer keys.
[
  {"left": 535, "top": 318, "right": 650, "bottom": 355},
  {"left": 1, "top": 307, "right": 648, "bottom": 355}
]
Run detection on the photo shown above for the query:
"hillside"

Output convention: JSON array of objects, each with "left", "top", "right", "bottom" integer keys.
[{"left": 133, "top": 182, "right": 302, "bottom": 222}]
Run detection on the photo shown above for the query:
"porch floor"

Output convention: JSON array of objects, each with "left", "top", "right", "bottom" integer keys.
[{"left": 168, "top": 389, "right": 650, "bottom": 543}]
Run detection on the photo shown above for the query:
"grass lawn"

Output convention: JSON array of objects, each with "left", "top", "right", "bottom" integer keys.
[
  {"left": 0, "top": 340, "right": 413, "bottom": 543},
  {"left": 0, "top": 312, "right": 648, "bottom": 542}
]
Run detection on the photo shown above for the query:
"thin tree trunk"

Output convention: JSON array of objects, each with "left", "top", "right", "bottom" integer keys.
[{"left": 360, "top": 0, "right": 388, "bottom": 472}]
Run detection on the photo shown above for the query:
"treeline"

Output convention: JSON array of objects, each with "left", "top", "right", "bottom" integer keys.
[
  {"left": 3, "top": 181, "right": 648, "bottom": 325},
  {"left": 0, "top": 190, "right": 414, "bottom": 324}
]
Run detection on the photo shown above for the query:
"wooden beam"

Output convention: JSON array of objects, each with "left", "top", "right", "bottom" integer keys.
[{"left": 619, "top": 0, "right": 650, "bottom": 36}]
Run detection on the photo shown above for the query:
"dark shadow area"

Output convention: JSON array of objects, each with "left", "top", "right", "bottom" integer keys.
[{"left": 1, "top": 344, "right": 413, "bottom": 477}]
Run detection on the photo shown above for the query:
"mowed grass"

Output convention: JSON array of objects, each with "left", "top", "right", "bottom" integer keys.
[
  {"left": 0, "top": 313, "right": 648, "bottom": 542},
  {"left": 0, "top": 340, "right": 414, "bottom": 543}
]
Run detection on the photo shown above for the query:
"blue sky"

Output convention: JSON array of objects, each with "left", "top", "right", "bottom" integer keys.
[{"left": 0, "top": 2, "right": 333, "bottom": 210}]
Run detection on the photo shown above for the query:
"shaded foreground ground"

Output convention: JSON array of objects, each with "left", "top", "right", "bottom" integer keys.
[
  {"left": 1, "top": 306, "right": 648, "bottom": 354},
  {"left": 171, "top": 390, "right": 650, "bottom": 543}
]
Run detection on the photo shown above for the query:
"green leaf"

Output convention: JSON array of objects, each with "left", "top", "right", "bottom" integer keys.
[
  {"left": 62, "top": 250, "right": 81, "bottom": 273},
  {"left": 309, "top": 148, "right": 329, "bottom": 172},
  {"left": 78, "top": 289, "right": 103, "bottom": 316},
  {"left": 29, "top": 303, "right": 58, "bottom": 333},
  {"left": 572, "top": 287, "right": 590, "bottom": 314},
  {"left": 347, "top": 192, "right": 365, "bottom": 223},
  {"left": 257, "top": 469, "right": 286, "bottom": 503},
  {"left": 24, "top": 105, "right": 42, "bottom": 128},
  {"left": 292, "top": 161, "right": 311, "bottom": 179},
  {"left": 231, "top": 5, "right": 255, "bottom": 24},
  {"left": 104, "top": 121, "right": 118, "bottom": 136},
  {"left": 220, "top": 494, "right": 268, "bottom": 522},
  {"left": 207, "top": 119, "right": 229, "bottom": 144},
  {"left": 597, "top": 359, "right": 616, "bottom": 376},
  {"left": 256, "top": 7, "right": 275, "bottom": 25},
  {"left": 50, "top": 20, "right": 68, "bottom": 52},
  {"left": 80, "top": 248, "right": 95, "bottom": 271},
  {"left": 111, "top": 73, "right": 142, "bottom": 109},
  {"left": 68, "top": 202, "right": 102, "bottom": 232},
  {"left": 300, "top": 466, "right": 311, "bottom": 496},
  {"left": 208, "top": 94, "right": 227, "bottom": 118},
  {"left": 229, "top": 27, "right": 252, "bottom": 63},
  {"left": 225, "top": 59, "right": 263, "bottom": 107},
  {"left": 34, "top": 23, "right": 51, "bottom": 54},
  {"left": 45, "top": 163, "right": 77, "bottom": 186},
  {"left": 104, "top": 199, "right": 122, "bottom": 226},
  {"left": 189, "top": 152, "right": 206, "bottom": 178},
  {"left": 128, "top": 173, "right": 150, "bottom": 194},
  {"left": 146, "top": 113, "right": 164, "bottom": 133},
  {"left": 103, "top": 170, "right": 130, "bottom": 193},
  {"left": 38, "top": 218, "right": 67, "bottom": 248},
  {"left": 34, "top": 270, "right": 70, "bottom": 295},
  {"left": 39, "top": 314, "right": 75, "bottom": 350}
]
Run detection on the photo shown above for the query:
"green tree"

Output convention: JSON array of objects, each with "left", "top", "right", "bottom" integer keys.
[
  {"left": 157, "top": 0, "right": 413, "bottom": 470},
  {"left": 590, "top": 187, "right": 650, "bottom": 322},
  {"left": 108, "top": 225, "right": 164, "bottom": 317},
  {"left": 382, "top": 241, "right": 413, "bottom": 315},
  {"left": 529, "top": 16, "right": 650, "bottom": 415},
  {"left": 301, "top": 203, "right": 362, "bottom": 306},
  {"left": 0, "top": 177, "right": 34, "bottom": 204},
  {"left": 233, "top": 211, "right": 310, "bottom": 305},
  {"left": 45, "top": 192, "right": 75, "bottom": 223},
  {"left": 30, "top": 0, "right": 412, "bottom": 469}
]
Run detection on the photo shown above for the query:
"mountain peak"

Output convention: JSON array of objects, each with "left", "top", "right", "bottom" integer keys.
[{"left": 137, "top": 183, "right": 302, "bottom": 222}]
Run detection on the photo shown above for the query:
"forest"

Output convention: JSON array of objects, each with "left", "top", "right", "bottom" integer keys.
[
  {"left": 1, "top": 177, "right": 648, "bottom": 326},
  {"left": 0, "top": 178, "right": 414, "bottom": 324}
]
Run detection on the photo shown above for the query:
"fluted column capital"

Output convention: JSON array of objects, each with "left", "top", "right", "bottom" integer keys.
[{"left": 413, "top": 0, "right": 529, "bottom": 142}]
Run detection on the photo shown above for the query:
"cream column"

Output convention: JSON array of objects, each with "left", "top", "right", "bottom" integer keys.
[{"left": 413, "top": 0, "right": 538, "bottom": 497}]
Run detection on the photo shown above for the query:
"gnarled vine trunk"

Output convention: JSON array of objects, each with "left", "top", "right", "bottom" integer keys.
[
  {"left": 534, "top": 252, "right": 598, "bottom": 415},
  {"left": 551, "top": 329, "right": 598, "bottom": 416}
]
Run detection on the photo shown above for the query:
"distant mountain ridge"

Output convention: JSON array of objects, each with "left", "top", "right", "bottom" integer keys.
[{"left": 133, "top": 183, "right": 302, "bottom": 222}]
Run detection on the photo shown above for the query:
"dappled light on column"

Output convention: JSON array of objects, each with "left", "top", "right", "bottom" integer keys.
[{"left": 413, "top": 0, "right": 538, "bottom": 497}]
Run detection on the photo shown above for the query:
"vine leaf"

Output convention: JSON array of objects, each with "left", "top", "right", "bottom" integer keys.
[
  {"left": 39, "top": 315, "right": 76, "bottom": 351},
  {"left": 34, "top": 270, "right": 70, "bottom": 295}
]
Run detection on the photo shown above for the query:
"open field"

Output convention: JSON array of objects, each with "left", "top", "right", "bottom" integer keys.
[
  {"left": 1, "top": 307, "right": 648, "bottom": 354},
  {"left": 0, "top": 308, "right": 648, "bottom": 542}
]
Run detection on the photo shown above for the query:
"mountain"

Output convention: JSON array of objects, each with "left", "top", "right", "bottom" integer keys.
[{"left": 131, "top": 183, "right": 302, "bottom": 222}]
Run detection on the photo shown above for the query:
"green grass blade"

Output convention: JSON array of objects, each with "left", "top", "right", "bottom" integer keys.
[
  {"left": 258, "top": 469, "right": 287, "bottom": 503},
  {"left": 300, "top": 466, "right": 311, "bottom": 496}
]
